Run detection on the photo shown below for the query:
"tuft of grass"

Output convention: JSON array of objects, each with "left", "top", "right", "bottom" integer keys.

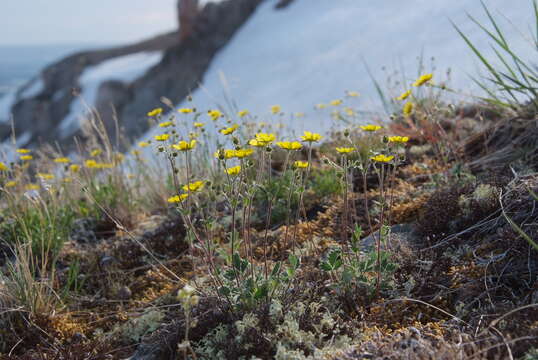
[{"left": 453, "top": 0, "right": 538, "bottom": 110}]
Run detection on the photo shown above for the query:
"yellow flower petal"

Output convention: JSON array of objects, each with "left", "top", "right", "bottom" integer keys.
[{"left": 412, "top": 73, "right": 433, "bottom": 87}]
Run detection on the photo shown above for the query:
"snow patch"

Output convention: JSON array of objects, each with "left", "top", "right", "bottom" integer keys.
[
  {"left": 59, "top": 51, "right": 163, "bottom": 136},
  {"left": 161, "top": 0, "right": 536, "bottom": 135},
  {"left": 20, "top": 76, "right": 44, "bottom": 98},
  {"left": 0, "top": 90, "right": 16, "bottom": 123}
]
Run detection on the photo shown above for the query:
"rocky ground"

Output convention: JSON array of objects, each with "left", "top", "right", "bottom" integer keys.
[{"left": 1, "top": 103, "right": 537, "bottom": 359}]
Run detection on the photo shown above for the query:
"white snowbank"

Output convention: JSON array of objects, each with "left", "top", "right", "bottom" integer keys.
[
  {"left": 59, "top": 51, "right": 163, "bottom": 136},
  {"left": 161, "top": 0, "right": 535, "bottom": 136}
]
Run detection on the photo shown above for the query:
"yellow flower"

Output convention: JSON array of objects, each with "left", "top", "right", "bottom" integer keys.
[
  {"left": 147, "top": 108, "right": 163, "bottom": 117},
  {"left": 5, "top": 180, "right": 17, "bottom": 188},
  {"left": 20, "top": 155, "right": 33, "bottom": 161},
  {"left": 371, "top": 154, "right": 394, "bottom": 163},
  {"left": 346, "top": 91, "right": 360, "bottom": 97},
  {"left": 86, "top": 161, "right": 112, "bottom": 169},
  {"left": 293, "top": 161, "right": 309, "bottom": 169},
  {"left": 131, "top": 150, "right": 141, "bottom": 156},
  {"left": 300, "top": 131, "right": 322, "bottom": 143},
  {"left": 16, "top": 148, "right": 31, "bottom": 154},
  {"left": 215, "top": 149, "right": 235, "bottom": 160},
  {"left": 172, "top": 140, "right": 196, "bottom": 151},
  {"left": 178, "top": 108, "right": 193, "bottom": 114},
  {"left": 294, "top": 112, "right": 305, "bottom": 118},
  {"left": 315, "top": 103, "right": 326, "bottom": 109},
  {"left": 90, "top": 149, "right": 102, "bottom": 157},
  {"left": 85, "top": 159, "right": 99, "bottom": 168},
  {"left": 154, "top": 134, "right": 170, "bottom": 142},
  {"left": 271, "top": 105, "right": 281, "bottom": 114},
  {"left": 0, "top": 162, "right": 8, "bottom": 171},
  {"left": 330, "top": 99, "right": 343, "bottom": 106},
  {"left": 99, "top": 163, "right": 115, "bottom": 169},
  {"left": 226, "top": 165, "right": 241, "bottom": 176},
  {"left": 37, "top": 173, "right": 55, "bottom": 180},
  {"left": 277, "top": 141, "right": 303, "bottom": 151},
  {"left": 70, "top": 164, "right": 80, "bottom": 173},
  {"left": 159, "top": 121, "right": 174, "bottom": 128},
  {"left": 85, "top": 160, "right": 113, "bottom": 169},
  {"left": 388, "top": 136, "right": 409, "bottom": 143},
  {"left": 342, "top": 107, "right": 355, "bottom": 117},
  {"left": 336, "top": 147, "right": 355, "bottom": 153},
  {"left": 168, "top": 193, "right": 189, "bottom": 203},
  {"left": 249, "top": 133, "right": 276, "bottom": 147},
  {"left": 220, "top": 124, "right": 239, "bottom": 135},
  {"left": 412, "top": 73, "right": 433, "bottom": 87},
  {"left": 63, "top": 177, "right": 73, "bottom": 183},
  {"left": 54, "top": 157, "right": 70, "bottom": 164},
  {"left": 360, "top": 124, "right": 382, "bottom": 132},
  {"left": 208, "top": 109, "right": 222, "bottom": 121},
  {"left": 193, "top": 122, "right": 205, "bottom": 128},
  {"left": 182, "top": 180, "right": 204, "bottom": 192},
  {"left": 396, "top": 90, "right": 412, "bottom": 101},
  {"left": 25, "top": 184, "right": 40, "bottom": 191},
  {"left": 403, "top": 102, "right": 414, "bottom": 117},
  {"left": 139, "top": 141, "right": 150, "bottom": 147},
  {"left": 234, "top": 148, "right": 253, "bottom": 158},
  {"left": 238, "top": 110, "right": 249, "bottom": 117}
]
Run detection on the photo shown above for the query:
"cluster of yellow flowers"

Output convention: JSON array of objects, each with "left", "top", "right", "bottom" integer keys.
[
  {"left": 395, "top": 73, "right": 433, "bottom": 117},
  {"left": 333, "top": 124, "right": 410, "bottom": 163},
  {"left": 215, "top": 148, "right": 254, "bottom": 160},
  {"left": 167, "top": 180, "right": 205, "bottom": 203},
  {"left": 1, "top": 149, "right": 87, "bottom": 192}
]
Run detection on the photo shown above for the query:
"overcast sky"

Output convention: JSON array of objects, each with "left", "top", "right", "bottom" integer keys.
[{"left": 0, "top": 0, "right": 178, "bottom": 46}]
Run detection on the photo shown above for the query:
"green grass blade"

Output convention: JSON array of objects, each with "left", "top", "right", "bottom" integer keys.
[
  {"left": 452, "top": 21, "right": 520, "bottom": 103},
  {"left": 480, "top": 0, "right": 509, "bottom": 47},
  {"left": 363, "top": 59, "right": 391, "bottom": 115}
]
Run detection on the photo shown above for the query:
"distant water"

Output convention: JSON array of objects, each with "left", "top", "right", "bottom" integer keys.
[{"left": 0, "top": 44, "right": 100, "bottom": 98}]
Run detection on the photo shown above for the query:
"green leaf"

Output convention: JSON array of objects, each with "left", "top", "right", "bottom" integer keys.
[
  {"left": 320, "top": 262, "right": 333, "bottom": 272},
  {"left": 271, "top": 261, "right": 282, "bottom": 278},
  {"left": 232, "top": 253, "right": 248, "bottom": 273},
  {"left": 224, "top": 269, "right": 236, "bottom": 281},
  {"left": 288, "top": 254, "right": 300, "bottom": 270},
  {"left": 219, "top": 286, "right": 231, "bottom": 296},
  {"left": 327, "top": 249, "right": 342, "bottom": 270},
  {"left": 253, "top": 284, "right": 269, "bottom": 299}
]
